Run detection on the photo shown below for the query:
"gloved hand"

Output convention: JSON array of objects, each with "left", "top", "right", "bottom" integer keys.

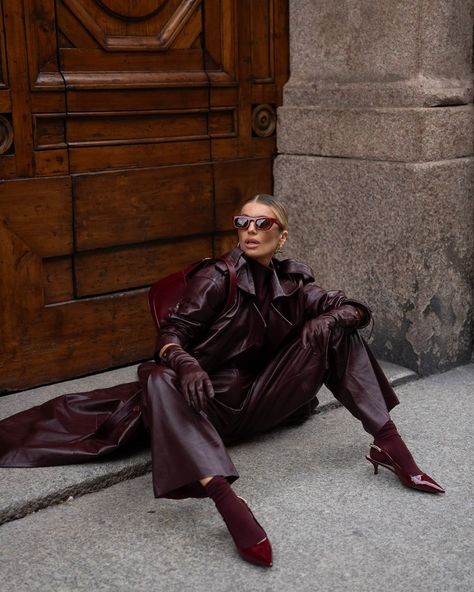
[
  {"left": 326, "top": 304, "right": 365, "bottom": 328},
  {"left": 160, "top": 345, "right": 215, "bottom": 413},
  {"left": 301, "top": 305, "right": 365, "bottom": 352},
  {"left": 301, "top": 313, "right": 337, "bottom": 353}
]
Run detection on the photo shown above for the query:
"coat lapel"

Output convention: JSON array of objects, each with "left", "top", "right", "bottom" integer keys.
[
  {"left": 224, "top": 246, "right": 306, "bottom": 347},
  {"left": 228, "top": 245, "right": 304, "bottom": 302}
]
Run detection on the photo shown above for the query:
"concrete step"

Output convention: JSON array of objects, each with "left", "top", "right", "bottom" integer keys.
[{"left": 0, "top": 360, "right": 417, "bottom": 526}]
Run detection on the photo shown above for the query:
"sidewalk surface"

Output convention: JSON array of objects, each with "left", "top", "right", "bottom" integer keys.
[{"left": 0, "top": 362, "right": 473, "bottom": 592}]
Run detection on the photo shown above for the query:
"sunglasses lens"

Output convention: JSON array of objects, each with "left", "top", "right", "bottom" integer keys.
[
  {"left": 256, "top": 218, "right": 272, "bottom": 230},
  {"left": 234, "top": 216, "right": 249, "bottom": 228}
]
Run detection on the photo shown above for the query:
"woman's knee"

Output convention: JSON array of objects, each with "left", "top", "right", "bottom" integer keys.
[{"left": 146, "top": 364, "right": 178, "bottom": 402}]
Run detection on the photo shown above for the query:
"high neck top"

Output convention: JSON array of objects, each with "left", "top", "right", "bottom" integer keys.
[{"left": 244, "top": 253, "right": 274, "bottom": 322}]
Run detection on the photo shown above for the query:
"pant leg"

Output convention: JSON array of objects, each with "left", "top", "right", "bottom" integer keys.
[
  {"left": 324, "top": 327, "right": 399, "bottom": 435},
  {"left": 139, "top": 325, "right": 399, "bottom": 498},
  {"left": 223, "top": 325, "right": 398, "bottom": 441},
  {"left": 141, "top": 364, "right": 239, "bottom": 499}
]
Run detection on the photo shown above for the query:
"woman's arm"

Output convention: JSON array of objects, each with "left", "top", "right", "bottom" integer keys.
[
  {"left": 302, "top": 281, "right": 372, "bottom": 329},
  {"left": 155, "top": 263, "right": 228, "bottom": 361}
]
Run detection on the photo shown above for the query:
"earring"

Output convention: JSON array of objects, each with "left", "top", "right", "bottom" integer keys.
[{"left": 275, "top": 241, "right": 286, "bottom": 254}]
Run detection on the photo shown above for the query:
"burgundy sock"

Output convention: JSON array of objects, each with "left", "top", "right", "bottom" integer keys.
[
  {"left": 204, "top": 476, "right": 266, "bottom": 549},
  {"left": 374, "top": 419, "right": 421, "bottom": 475}
]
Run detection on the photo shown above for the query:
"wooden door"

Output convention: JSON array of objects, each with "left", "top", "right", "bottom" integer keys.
[{"left": 0, "top": 0, "right": 288, "bottom": 392}]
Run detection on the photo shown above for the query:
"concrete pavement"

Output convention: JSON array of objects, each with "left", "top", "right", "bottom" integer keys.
[{"left": 0, "top": 362, "right": 473, "bottom": 591}]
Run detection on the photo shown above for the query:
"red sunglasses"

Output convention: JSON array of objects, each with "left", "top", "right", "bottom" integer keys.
[{"left": 232, "top": 215, "right": 284, "bottom": 231}]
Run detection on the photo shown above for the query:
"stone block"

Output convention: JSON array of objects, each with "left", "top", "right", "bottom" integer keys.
[
  {"left": 285, "top": 0, "right": 474, "bottom": 107},
  {"left": 274, "top": 154, "right": 473, "bottom": 375},
  {"left": 277, "top": 105, "right": 474, "bottom": 162},
  {"left": 283, "top": 77, "right": 474, "bottom": 109}
]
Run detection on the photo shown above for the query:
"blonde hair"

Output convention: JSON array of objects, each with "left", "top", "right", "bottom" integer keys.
[{"left": 239, "top": 194, "right": 289, "bottom": 231}]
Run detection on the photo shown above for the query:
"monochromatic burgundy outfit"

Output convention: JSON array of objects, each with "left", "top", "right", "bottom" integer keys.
[{"left": 0, "top": 245, "right": 399, "bottom": 499}]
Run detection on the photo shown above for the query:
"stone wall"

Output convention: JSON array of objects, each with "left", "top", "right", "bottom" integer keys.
[{"left": 275, "top": 0, "right": 474, "bottom": 375}]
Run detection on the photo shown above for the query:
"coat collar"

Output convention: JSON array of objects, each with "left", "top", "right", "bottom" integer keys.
[{"left": 219, "top": 245, "right": 315, "bottom": 301}]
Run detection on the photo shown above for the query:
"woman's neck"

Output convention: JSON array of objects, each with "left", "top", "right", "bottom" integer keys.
[{"left": 244, "top": 253, "right": 274, "bottom": 269}]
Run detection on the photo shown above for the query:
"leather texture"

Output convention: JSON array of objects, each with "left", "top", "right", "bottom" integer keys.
[
  {"left": 148, "top": 254, "right": 237, "bottom": 332},
  {"left": 301, "top": 313, "right": 337, "bottom": 365},
  {"left": 301, "top": 304, "right": 365, "bottom": 365},
  {"left": 160, "top": 345, "right": 215, "bottom": 413},
  {"left": 0, "top": 244, "right": 399, "bottom": 500},
  {"left": 326, "top": 303, "right": 366, "bottom": 328},
  {"left": 0, "top": 381, "right": 144, "bottom": 467},
  {"left": 154, "top": 244, "right": 373, "bottom": 374}
]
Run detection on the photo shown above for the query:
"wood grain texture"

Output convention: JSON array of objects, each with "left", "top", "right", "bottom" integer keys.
[
  {"left": 67, "top": 110, "right": 208, "bottom": 145},
  {"left": 3, "top": 0, "right": 34, "bottom": 176},
  {"left": 75, "top": 236, "right": 213, "bottom": 297},
  {"left": 0, "top": 2, "right": 7, "bottom": 88},
  {"left": 214, "top": 157, "right": 273, "bottom": 230},
  {"left": 0, "top": 290, "right": 155, "bottom": 392},
  {"left": 34, "top": 148, "right": 69, "bottom": 176},
  {"left": 57, "top": 0, "right": 100, "bottom": 49},
  {"left": 0, "top": 90, "right": 11, "bottom": 111},
  {"left": 74, "top": 164, "right": 214, "bottom": 250},
  {"left": 24, "top": 0, "right": 64, "bottom": 90},
  {"left": 30, "top": 92, "right": 66, "bottom": 113},
  {"left": 65, "top": 108, "right": 236, "bottom": 145},
  {"left": 251, "top": 0, "right": 274, "bottom": 83},
  {"left": 60, "top": 48, "right": 204, "bottom": 71},
  {"left": 61, "top": 0, "right": 202, "bottom": 51},
  {"left": 34, "top": 115, "right": 67, "bottom": 149},
  {"left": 69, "top": 139, "right": 210, "bottom": 172},
  {"left": 0, "top": 177, "right": 73, "bottom": 257},
  {"left": 43, "top": 256, "right": 74, "bottom": 304},
  {"left": 0, "top": 218, "right": 44, "bottom": 353},
  {"left": 67, "top": 88, "right": 209, "bottom": 110},
  {"left": 0, "top": 155, "right": 16, "bottom": 179},
  {"left": 213, "top": 231, "right": 238, "bottom": 257}
]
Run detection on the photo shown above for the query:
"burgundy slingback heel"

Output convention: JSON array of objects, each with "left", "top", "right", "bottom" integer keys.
[{"left": 366, "top": 444, "right": 445, "bottom": 493}]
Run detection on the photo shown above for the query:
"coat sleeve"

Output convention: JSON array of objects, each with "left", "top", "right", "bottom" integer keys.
[
  {"left": 155, "top": 263, "right": 228, "bottom": 360},
  {"left": 302, "top": 280, "right": 372, "bottom": 330}
]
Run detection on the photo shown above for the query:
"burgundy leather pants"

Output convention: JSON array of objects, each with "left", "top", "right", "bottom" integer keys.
[{"left": 140, "top": 326, "right": 399, "bottom": 499}]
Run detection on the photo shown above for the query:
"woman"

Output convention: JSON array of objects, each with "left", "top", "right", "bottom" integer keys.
[
  {"left": 141, "top": 194, "right": 444, "bottom": 568},
  {"left": 0, "top": 194, "right": 444, "bottom": 568}
]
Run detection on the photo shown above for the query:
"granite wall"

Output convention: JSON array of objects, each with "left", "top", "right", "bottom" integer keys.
[{"left": 275, "top": 0, "right": 474, "bottom": 375}]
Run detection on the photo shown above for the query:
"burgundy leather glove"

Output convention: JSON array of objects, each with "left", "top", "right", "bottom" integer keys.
[
  {"left": 301, "top": 305, "right": 364, "bottom": 353},
  {"left": 326, "top": 304, "right": 365, "bottom": 328},
  {"left": 160, "top": 345, "right": 215, "bottom": 413},
  {"left": 301, "top": 313, "right": 337, "bottom": 353}
]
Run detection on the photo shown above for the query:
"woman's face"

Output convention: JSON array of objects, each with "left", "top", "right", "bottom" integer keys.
[{"left": 236, "top": 202, "right": 288, "bottom": 266}]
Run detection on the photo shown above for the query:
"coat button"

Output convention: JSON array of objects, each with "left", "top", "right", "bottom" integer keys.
[{"left": 133, "top": 405, "right": 140, "bottom": 413}]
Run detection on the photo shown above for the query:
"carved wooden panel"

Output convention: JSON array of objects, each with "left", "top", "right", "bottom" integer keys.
[
  {"left": 57, "top": 0, "right": 204, "bottom": 77},
  {"left": 74, "top": 164, "right": 214, "bottom": 251},
  {"left": 251, "top": 0, "right": 275, "bottom": 83},
  {"left": 0, "top": 0, "right": 289, "bottom": 392},
  {"left": 75, "top": 236, "right": 213, "bottom": 297}
]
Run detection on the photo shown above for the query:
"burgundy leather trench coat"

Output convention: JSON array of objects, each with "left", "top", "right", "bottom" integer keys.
[
  {"left": 0, "top": 245, "right": 399, "bottom": 472},
  {"left": 155, "top": 244, "right": 367, "bottom": 373}
]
